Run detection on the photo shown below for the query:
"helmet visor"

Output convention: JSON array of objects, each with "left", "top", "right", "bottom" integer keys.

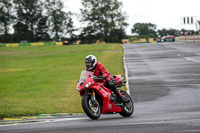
[{"left": 86, "top": 62, "right": 92, "bottom": 66}]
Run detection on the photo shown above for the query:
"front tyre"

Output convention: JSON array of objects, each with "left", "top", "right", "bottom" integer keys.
[
  {"left": 82, "top": 94, "right": 101, "bottom": 120},
  {"left": 119, "top": 90, "right": 134, "bottom": 117}
]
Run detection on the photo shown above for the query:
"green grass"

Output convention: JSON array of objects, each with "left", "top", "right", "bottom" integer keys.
[{"left": 0, "top": 44, "right": 125, "bottom": 118}]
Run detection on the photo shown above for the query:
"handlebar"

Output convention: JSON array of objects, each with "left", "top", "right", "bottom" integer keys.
[{"left": 92, "top": 76, "right": 104, "bottom": 80}]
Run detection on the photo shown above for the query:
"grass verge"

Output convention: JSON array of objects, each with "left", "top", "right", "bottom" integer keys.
[{"left": 0, "top": 44, "right": 125, "bottom": 118}]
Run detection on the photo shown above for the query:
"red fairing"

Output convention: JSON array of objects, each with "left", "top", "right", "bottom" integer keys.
[
  {"left": 77, "top": 70, "right": 122, "bottom": 114},
  {"left": 77, "top": 69, "right": 133, "bottom": 119},
  {"left": 90, "top": 85, "right": 122, "bottom": 114},
  {"left": 113, "top": 75, "right": 122, "bottom": 84}
]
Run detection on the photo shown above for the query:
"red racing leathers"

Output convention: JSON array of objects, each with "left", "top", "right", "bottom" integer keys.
[
  {"left": 89, "top": 62, "right": 113, "bottom": 85},
  {"left": 88, "top": 62, "right": 128, "bottom": 102}
]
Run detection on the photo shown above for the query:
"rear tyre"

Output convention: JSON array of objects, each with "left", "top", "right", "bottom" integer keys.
[
  {"left": 119, "top": 90, "right": 134, "bottom": 117},
  {"left": 82, "top": 94, "right": 101, "bottom": 120}
]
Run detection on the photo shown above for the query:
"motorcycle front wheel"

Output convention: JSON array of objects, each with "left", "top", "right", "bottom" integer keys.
[{"left": 82, "top": 94, "right": 101, "bottom": 120}]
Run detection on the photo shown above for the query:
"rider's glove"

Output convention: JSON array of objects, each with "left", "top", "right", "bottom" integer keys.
[{"left": 97, "top": 75, "right": 104, "bottom": 80}]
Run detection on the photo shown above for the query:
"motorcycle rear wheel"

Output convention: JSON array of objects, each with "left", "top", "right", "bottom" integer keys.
[
  {"left": 119, "top": 90, "right": 134, "bottom": 117},
  {"left": 82, "top": 94, "right": 101, "bottom": 120}
]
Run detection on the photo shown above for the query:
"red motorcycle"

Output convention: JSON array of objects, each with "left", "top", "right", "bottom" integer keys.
[{"left": 77, "top": 70, "right": 134, "bottom": 120}]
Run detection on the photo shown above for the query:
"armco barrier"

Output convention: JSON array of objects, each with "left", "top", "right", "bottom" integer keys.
[
  {"left": 31, "top": 42, "right": 45, "bottom": 46},
  {"left": 56, "top": 42, "right": 63, "bottom": 46},
  {"left": 6, "top": 43, "right": 19, "bottom": 47},
  {"left": 180, "top": 35, "right": 200, "bottom": 43},
  {"left": 19, "top": 43, "right": 31, "bottom": 46},
  {"left": 0, "top": 44, "right": 6, "bottom": 47},
  {"left": 44, "top": 42, "right": 56, "bottom": 45},
  {"left": 0, "top": 42, "right": 63, "bottom": 47}
]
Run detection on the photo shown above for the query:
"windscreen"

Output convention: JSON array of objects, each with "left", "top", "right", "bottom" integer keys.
[{"left": 79, "top": 70, "right": 92, "bottom": 83}]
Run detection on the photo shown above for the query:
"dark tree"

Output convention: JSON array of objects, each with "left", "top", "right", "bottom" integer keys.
[
  {"left": 45, "top": 0, "right": 74, "bottom": 41},
  {"left": 0, "top": 0, "right": 14, "bottom": 35},
  {"left": 80, "top": 0, "right": 128, "bottom": 43},
  {"left": 35, "top": 16, "right": 50, "bottom": 41},
  {"left": 157, "top": 28, "right": 179, "bottom": 37},
  {"left": 13, "top": 0, "right": 43, "bottom": 42},
  {"left": 13, "top": 22, "right": 33, "bottom": 42},
  {"left": 131, "top": 23, "right": 157, "bottom": 41}
]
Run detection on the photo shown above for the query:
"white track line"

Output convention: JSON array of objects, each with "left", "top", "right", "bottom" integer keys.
[
  {"left": 121, "top": 44, "right": 130, "bottom": 95},
  {"left": 184, "top": 57, "right": 200, "bottom": 64},
  {"left": 0, "top": 118, "right": 86, "bottom": 127}
]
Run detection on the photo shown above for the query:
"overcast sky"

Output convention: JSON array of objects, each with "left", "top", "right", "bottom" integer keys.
[{"left": 64, "top": 0, "right": 200, "bottom": 35}]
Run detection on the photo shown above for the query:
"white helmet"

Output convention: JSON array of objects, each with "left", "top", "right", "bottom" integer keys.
[{"left": 85, "top": 55, "right": 97, "bottom": 70}]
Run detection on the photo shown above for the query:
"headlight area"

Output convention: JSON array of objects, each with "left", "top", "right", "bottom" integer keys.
[
  {"left": 77, "top": 83, "right": 82, "bottom": 92},
  {"left": 84, "top": 81, "right": 91, "bottom": 88}
]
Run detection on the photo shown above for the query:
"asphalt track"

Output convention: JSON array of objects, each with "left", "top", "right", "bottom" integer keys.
[{"left": 1, "top": 42, "right": 200, "bottom": 133}]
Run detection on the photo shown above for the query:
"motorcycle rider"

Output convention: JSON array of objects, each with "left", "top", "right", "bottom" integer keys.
[{"left": 85, "top": 55, "right": 129, "bottom": 103}]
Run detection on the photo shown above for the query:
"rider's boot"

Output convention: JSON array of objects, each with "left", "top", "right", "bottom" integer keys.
[{"left": 113, "top": 89, "right": 130, "bottom": 103}]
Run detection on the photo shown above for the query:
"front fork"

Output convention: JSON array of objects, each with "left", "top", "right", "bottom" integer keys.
[{"left": 91, "top": 90, "right": 97, "bottom": 105}]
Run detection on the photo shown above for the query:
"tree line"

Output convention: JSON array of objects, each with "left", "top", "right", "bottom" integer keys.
[
  {"left": 0, "top": 0, "right": 75, "bottom": 43},
  {"left": 0, "top": 0, "right": 128, "bottom": 43},
  {"left": 0, "top": 0, "right": 189, "bottom": 44},
  {"left": 131, "top": 23, "right": 181, "bottom": 42}
]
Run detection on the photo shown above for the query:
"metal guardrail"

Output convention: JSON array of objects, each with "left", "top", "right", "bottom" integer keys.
[
  {"left": 179, "top": 35, "right": 200, "bottom": 43},
  {"left": 0, "top": 42, "right": 63, "bottom": 47}
]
